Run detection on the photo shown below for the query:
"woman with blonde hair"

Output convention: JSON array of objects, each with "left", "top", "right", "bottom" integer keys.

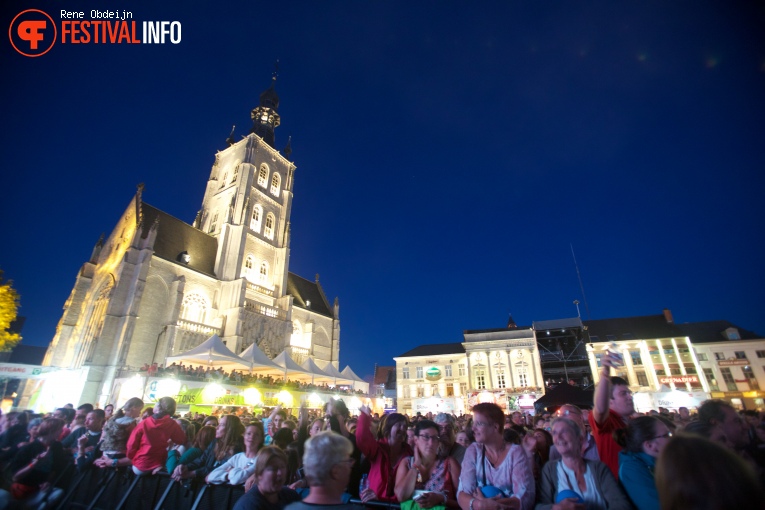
[
  {"left": 93, "top": 397, "right": 144, "bottom": 469},
  {"left": 172, "top": 414, "right": 244, "bottom": 481}
]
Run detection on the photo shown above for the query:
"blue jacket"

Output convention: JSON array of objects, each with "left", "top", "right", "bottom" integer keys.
[{"left": 618, "top": 451, "right": 658, "bottom": 510}]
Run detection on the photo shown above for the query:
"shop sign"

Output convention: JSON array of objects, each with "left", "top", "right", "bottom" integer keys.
[
  {"left": 718, "top": 360, "right": 749, "bottom": 366},
  {"left": 659, "top": 375, "right": 699, "bottom": 385},
  {"left": 412, "top": 397, "right": 455, "bottom": 413},
  {"left": 425, "top": 367, "right": 442, "bottom": 381}
]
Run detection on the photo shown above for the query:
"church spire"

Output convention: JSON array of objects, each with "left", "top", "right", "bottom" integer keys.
[{"left": 250, "top": 63, "right": 281, "bottom": 148}]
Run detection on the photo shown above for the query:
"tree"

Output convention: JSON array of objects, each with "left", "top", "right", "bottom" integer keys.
[{"left": 0, "top": 271, "right": 21, "bottom": 352}]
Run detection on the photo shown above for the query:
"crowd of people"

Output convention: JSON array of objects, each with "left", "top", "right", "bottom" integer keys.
[
  {"left": 0, "top": 353, "right": 763, "bottom": 510},
  {"left": 138, "top": 362, "right": 365, "bottom": 396}
]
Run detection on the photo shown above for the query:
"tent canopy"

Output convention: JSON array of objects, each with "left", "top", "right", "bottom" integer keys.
[
  {"left": 533, "top": 384, "right": 594, "bottom": 413},
  {"left": 341, "top": 366, "right": 364, "bottom": 382},
  {"left": 272, "top": 351, "right": 315, "bottom": 381},
  {"left": 300, "top": 357, "right": 335, "bottom": 384},
  {"left": 321, "top": 362, "right": 354, "bottom": 385},
  {"left": 166, "top": 335, "right": 250, "bottom": 370},
  {"left": 239, "top": 342, "right": 284, "bottom": 374}
]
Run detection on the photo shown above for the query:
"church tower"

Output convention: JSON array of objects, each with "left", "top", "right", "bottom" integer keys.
[{"left": 37, "top": 73, "right": 342, "bottom": 408}]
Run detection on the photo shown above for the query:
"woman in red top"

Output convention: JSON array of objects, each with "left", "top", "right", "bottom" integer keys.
[{"left": 357, "top": 405, "right": 412, "bottom": 502}]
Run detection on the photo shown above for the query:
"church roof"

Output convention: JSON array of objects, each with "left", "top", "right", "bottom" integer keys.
[
  {"left": 396, "top": 342, "right": 466, "bottom": 358},
  {"left": 583, "top": 314, "right": 683, "bottom": 341},
  {"left": 141, "top": 203, "right": 218, "bottom": 276},
  {"left": 287, "top": 273, "right": 334, "bottom": 318}
]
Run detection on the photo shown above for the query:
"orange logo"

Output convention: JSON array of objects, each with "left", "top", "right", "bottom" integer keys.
[{"left": 9, "top": 9, "right": 56, "bottom": 57}]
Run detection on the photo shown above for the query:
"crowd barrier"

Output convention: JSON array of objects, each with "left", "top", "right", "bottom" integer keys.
[{"left": 49, "top": 466, "right": 400, "bottom": 510}]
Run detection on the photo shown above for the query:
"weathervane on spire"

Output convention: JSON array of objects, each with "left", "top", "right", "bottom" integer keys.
[{"left": 272, "top": 59, "right": 279, "bottom": 82}]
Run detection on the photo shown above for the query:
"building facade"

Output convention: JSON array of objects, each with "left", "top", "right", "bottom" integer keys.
[
  {"left": 39, "top": 78, "right": 342, "bottom": 407},
  {"left": 394, "top": 325, "right": 546, "bottom": 415}
]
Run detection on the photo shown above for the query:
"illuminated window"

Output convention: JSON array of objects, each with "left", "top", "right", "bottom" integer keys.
[
  {"left": 250, "top": 205, "right": 262, "bottom": 232},
  {"left": 180, "top": 293, "right": 208, "bottom": 323},
  {"left": 720, "top": 368, "right": 737, "bottom": 391},
  {"left": 270, "top": 173, "right": 281, "bottom": 195},
  {"left": 416, "top": 367, "right": 423, "bottom": 378},
  {"left": 402, "top": 367, "right": 409, "bottom": 380},
  {"left": 243, "top": 255, "right": 254, "bottom": 280},
  {"left": 290, "top": 320, "right": 309, "bottom": 349},
  {"left": 259, "top": 260, "right": 269, "bottom": 283},
  {"left": 403, "top": 386, "right": 410, "bottom": 398},
  {"left": 445, "top": 365, "right": 452, "bottom": 377},
  {"left": 258, "top": 164, "right": 269, "bottom": 187},
  {"left": 516, "top": 364, "right": 528, "bottom": 387},
  {"left": 264, "top": 213, "right": 274, "bottom": 239},
  {"left": 704, "top": 368, "right": 719, "bottom": 391},
  {"left": 496, "top": 369, "right": 506, "bottom": 389},
  {"left": 458, "top": 364, "right": 466, "bottom": 377},
  {"left": 446, "top": 385, "right": 454, "bottom": 397},
  {"left": 475, "top": 369, "right": 486, "bottom": 390},
  {"left": 743, "top": 366, "right": 759, "bottom": 390},
  {"left": 460, "top": 382, "right": 467, "bottom": 395},
  {"left": 417, "top": 385, "right": 424, "bottom": 397}
]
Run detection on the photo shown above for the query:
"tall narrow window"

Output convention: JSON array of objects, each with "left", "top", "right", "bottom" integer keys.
[
  {"left": 475, "top": 369, "right": 486, "bottom": 390},
  {"left": 704, "top": 368, "right": 719, "bottom": 390},
  {"left": 180, "top": 293, "right": 208, "bottom": 323},
  {"left": 445, "top": 365, "right": 452, "bottom": 377},
  {"left": 460, "top": 382, "right": 467, "bottom": 395},
  {"left": 259, "top": 260, "right": 269, "bottom": 284},
  {"left": 416, "top": 367, "right": 423, "bottom": 378},
  {"left": 258, "top": 164, "right": 268, "bottom": 187},
  {"left": 743, "top": 366, "right": 759, "bottom": 390},
  {"left": 458, "top": 364, "right": 466, "bottom": 376},
  {"left": 264, "top": 213, "right": 274, "bottom": 239},
  {"left": 219, "top": 172, "right": 228, "bottom": 188},
  {"left": 232, "top": 163, "right": 239, "bottom": 182},
  {"left": 720, "top": 368, "right": 737, "bottom": 391},
  {"left": 250, "top": 205, "right": 262, "bottom": 232},
  {"left": 270, "top": 173, "right": 281, "bottom": 195},
  {"left": 402, "top": 367, "right": 410, "bottom": 380},
  {"left": 496, "top": 369, "right": 506, "bottom": 389},
  {"left": 243, "top": 255, "right": 254, "bottom": 280}
]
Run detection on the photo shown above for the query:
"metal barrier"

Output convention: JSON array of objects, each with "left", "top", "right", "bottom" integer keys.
[{"left": 52, "top": 467, "right": 402, "bottom": 510}]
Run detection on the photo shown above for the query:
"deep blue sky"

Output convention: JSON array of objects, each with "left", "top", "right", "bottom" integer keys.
[{"left": 2, "top": 1, "right": 764, "bottom": 380}]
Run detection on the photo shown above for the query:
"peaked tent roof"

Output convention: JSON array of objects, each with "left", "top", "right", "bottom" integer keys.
[
  {"left": 321, "top": 362, "right": 354, "bottom": 385},
  {"left": 272, "top": 351, "right": 314, "bottom": 379},
  {"left": 166, "top": 335, "right": 250, "bottom": 370},
  {"left": 239, "top": 342, "right": 283, "bottom": 373},
  {"left": 341, "top": 366, "right": 365, "bottom": 383},
  {"left": 301, "top": 357, "right": 335, "bottom": 383}
]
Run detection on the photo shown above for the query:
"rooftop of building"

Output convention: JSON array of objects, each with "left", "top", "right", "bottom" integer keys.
[
  {"left": 675, "top": 320, "right": 761, "bottom": 344},
  {"left": 396, "top": 342, "right": 466, "bottom": 358},
  {"left": 287, "top": 273, "right": 334, "bottom": 318}
]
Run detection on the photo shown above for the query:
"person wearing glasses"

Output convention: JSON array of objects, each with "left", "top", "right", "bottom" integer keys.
[
  {"left": 457, "top": 403, "right": 535, "bottom": 510},
  {"left": 285, "top": 431, "right": 355, "bottom": 509},
  {"left": 395, "top": 419, "right": 461, "bottom": 508},
  {"left": 614, "top": 416, "right": 674, "bottom": 510},
  {"left": 548, "top": 405, "right": 599, "bottom": 463},
  {"left": 536, "top": 417, "right": 631, "bottom": 510}
]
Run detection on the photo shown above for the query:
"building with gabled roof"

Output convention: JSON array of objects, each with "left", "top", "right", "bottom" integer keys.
[{"left": 36, "top": 77, "right": 343, "bottom": 407}]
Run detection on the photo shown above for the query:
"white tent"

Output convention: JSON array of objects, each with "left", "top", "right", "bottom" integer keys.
[
  {"left": 166, "top": 335, "right": 250, "bottom": 370},
  {"left": 321, "top": 362, "right": 355, "bottom": 386},
  {"left": 239, "top": 342, "right": 284, "bottom": 374},
  {"left": 341, "top": 366, "right": 369, "bottom": 393},
  {"left": 300, "top": 357, "right": 335, "bottom": 384},
  {"left": 272, "top": 351, "right": 315, "bottom": 381}
]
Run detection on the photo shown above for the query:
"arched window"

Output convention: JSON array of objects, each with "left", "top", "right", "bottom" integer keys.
[
  {"left": 209, "top": 213, "right": 218, "bottom": 233},
  {"left": 219, "top": 172, "right": 228, "bottom": 188},
  {"left": 270, "top": 173, "right": 281, "bottom": 196},
  {"left": 264, "top": 213, "right": 274, "bottom": 239},
  {"left": 290, "top": 320, "right": 308, "bottom": 348},
  {"left": 180, "top": 293, "right": 209, "bottom": 323},
  {"left": 243, "top": 255, "right": 255, "bottom": 280},
  {"left": 250, "top": 205, "right": 262, "bottom": 232},
  {"left": 258, "top": 164, "right": 269, "bottom": 187},
  {"left": 259, "top": 260, "right": 269, "bottom": 283},
  {"left": 232, "top": 162, "right": 240, "bottom": 182}
]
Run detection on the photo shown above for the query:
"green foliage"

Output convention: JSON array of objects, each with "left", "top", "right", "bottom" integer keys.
[{"left": 0, "top": 271, "right": 21, "bottom": 352}]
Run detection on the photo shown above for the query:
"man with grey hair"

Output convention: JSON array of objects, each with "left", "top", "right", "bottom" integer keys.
[
  {"left": 434, "top": 412, "right": 465, "bottom": 464},
  {"left": 285, "top": 431, "right": 354, "bottom": 509}
]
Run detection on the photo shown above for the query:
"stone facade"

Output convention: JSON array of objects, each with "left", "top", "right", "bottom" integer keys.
[{"left": 40, "top": 82, "right": 341, "bottom": 407}]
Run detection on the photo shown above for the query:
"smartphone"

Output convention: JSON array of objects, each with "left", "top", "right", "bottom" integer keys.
[{"left": 609, "top": 342, "right": 624, "bottom": 366}]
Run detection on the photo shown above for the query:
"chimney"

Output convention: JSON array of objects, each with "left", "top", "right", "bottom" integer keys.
[{"left": 663, "top": 308, "right": 674, "bottom": 324}]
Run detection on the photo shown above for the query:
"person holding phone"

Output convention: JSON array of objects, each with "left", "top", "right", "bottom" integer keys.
[{"left": 589, "top": 347, "right": 634, "bottom": 478}]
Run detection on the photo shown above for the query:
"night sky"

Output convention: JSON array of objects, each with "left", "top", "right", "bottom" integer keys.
[{"left": 3, "top": 1, "right": 764, "bottom": 380}]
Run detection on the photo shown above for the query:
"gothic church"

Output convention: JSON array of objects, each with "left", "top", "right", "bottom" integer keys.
[{"left": 42, "top": 78, "right": 341, "bottom": 406}]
